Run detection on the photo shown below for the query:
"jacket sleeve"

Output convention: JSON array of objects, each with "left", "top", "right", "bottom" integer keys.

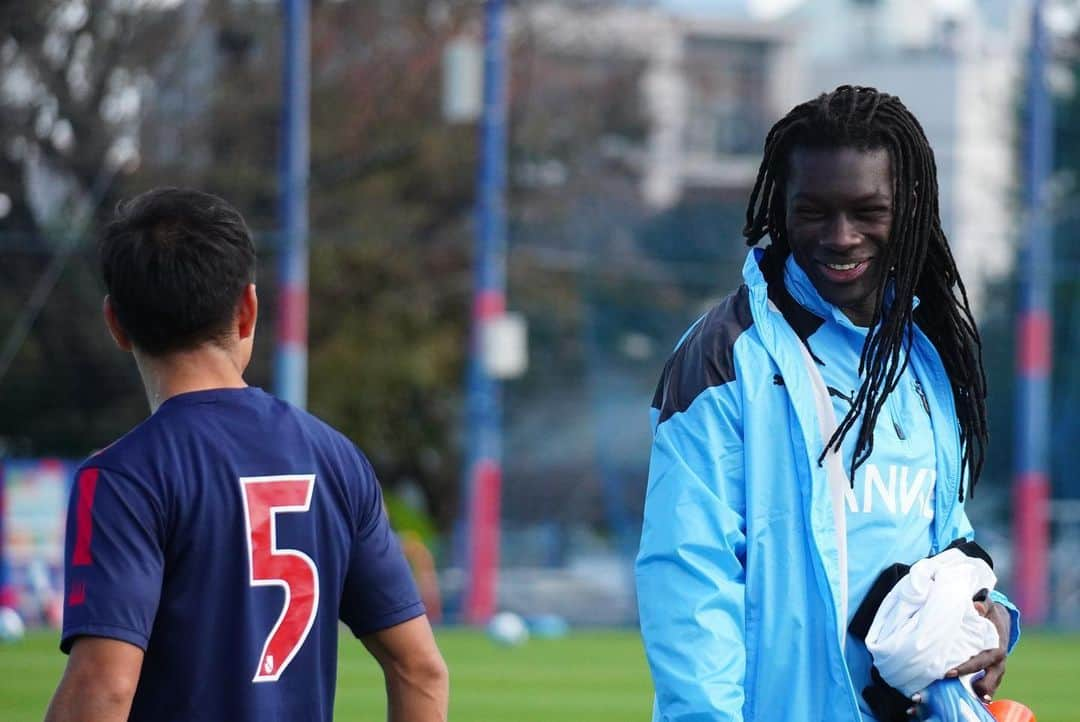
[
  {"left": 952, "top": 511, "right": 1021, "bottom": 653},
  {"left": 636, "top": 383, "right": 747, "bottom": 721}
]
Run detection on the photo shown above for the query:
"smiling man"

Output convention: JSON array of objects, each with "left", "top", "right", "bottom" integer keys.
[{"left": 635, "top": 86, "right": 1021, "bottom": 722}]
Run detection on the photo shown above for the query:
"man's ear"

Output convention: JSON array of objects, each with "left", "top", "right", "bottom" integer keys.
[
  {"left": 102, "top": 296, "right": 133, "bottom": 352},
  {"left": 237, "top": 283, "right": 258, "bottom": 341}
]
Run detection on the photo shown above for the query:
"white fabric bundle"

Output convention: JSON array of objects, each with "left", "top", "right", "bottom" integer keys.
[{"left": 865, "top": 548, "right": 1001, "bottom": 696}]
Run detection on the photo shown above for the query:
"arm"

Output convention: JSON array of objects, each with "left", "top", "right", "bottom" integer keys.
[
  {"left": 635, "top": 385, "right": 747, "bottom": 721},
  {"left": 339, "top": 448, "right": 447, "bottom": 721},
  {"left": 361, "top": 615, "right": 449, "bottom": 722},
  {"left": 44, "top": 637, "right": 143, "bottom": 722},
  {"left": 49, "top": 466, "right": 162, "bottom": 718}
]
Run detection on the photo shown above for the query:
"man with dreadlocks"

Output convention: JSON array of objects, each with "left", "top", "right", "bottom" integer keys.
[{"left": 635, "top": 86, "right": 1021, "bottom": 722}]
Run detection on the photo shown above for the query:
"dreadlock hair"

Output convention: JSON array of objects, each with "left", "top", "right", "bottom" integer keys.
[{"left": 742, "top": 85, "right": 987, "bottom": 500}]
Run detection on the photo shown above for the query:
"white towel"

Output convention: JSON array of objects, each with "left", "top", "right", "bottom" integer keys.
[{"left": 865, "top": 548, "right": 1001, "bottom": 696}]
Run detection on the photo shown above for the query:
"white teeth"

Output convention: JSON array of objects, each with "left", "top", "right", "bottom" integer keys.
[{"left": 826, "top": 262, "right": 860, "bottom": 271}]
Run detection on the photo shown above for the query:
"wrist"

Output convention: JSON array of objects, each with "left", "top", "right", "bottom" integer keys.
[{"left": 991, "top": 602, "right": 1011, "bottom": 650}]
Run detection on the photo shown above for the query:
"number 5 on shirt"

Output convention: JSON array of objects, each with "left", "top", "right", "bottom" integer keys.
[{"left": 239, "top": 475, "right": 320, "bottom": 683}]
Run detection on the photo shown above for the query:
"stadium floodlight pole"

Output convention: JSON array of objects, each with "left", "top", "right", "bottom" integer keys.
[
  {"left": 1014, "top": 0, "right": 1053, "bottom": 625},
  {"left": 463, "top": 0, "right": 508, "bottom": 625},
  {"left": 274, "top": 0, "right": 310, "bottom": 409}
]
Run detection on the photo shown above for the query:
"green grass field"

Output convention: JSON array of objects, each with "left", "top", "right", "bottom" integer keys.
[{"left": 1, "top": 628, "right": 1077, "bottom": 721}]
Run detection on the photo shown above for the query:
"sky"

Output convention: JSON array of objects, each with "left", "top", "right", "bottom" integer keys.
[{"left": 660, "top": 0, "right": 806, "bottom": 19}]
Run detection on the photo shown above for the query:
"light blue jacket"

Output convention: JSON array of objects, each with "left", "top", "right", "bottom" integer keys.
[{"left": 636, "top": 249, "right": 1019, "bottom": 722}]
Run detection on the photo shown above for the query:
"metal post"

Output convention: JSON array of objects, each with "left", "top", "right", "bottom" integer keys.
[
  {"left": 463, "top": 0, "right": 508, "bottom": 625},
  {"left": 274, "top": 0, "right": 310, "bottom": 408},
  {"left": 1014, "top": 0, "right": 1053, "bottom": 625}
]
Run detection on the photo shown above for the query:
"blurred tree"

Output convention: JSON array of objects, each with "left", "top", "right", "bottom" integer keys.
[
  {"left": 0, "top": 1, "right": 191, "bottom": 232},
  {"left": 0, "top": 0, "right": 667, "bottom": 533},
  {"left": 0, "top": 1, "right": 193, "bottom": 456},
  {"left": 0, "top": 0, "right": 480, "bottom": 527},
  {"left": 133, "top": 0, "right": 660, "bottom": 530}
]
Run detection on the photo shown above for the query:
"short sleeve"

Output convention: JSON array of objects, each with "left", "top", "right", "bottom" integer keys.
[
  {"left": 61, "top": 466, "right": 165, "bottom": 653},
  {"left": 338, "top": 452, "right": 424, "bottom": 637}
]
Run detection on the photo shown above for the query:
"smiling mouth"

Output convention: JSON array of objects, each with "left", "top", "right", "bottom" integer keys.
[{"left": 817, "top": 259, "right": 871, "bottom": 282}]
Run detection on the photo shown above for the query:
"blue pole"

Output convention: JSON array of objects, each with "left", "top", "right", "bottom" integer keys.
[
  {"left": 463, "top": 0, "right": 507, "bottom": 624},
  {"left": 1014, "top": 0, "right": 1053, "bottom": 624},
  {"left": 0, "top": 463, "right": 8, "bottom": 609},
  {"left": 275, "top": 0, "right": 310, "bottom": 408}
]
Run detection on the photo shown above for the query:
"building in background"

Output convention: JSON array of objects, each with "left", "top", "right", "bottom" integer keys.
[
  {"left": 523, "top": 0, "right": 1028, "bottom": 310},
  {"left": 519, "top": 3, "right": 801, "bottom": 209}
]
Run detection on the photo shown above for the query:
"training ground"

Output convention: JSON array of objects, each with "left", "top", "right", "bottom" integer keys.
[{"left": 0, "top": 629, "right": 1076, "bottom": 720}]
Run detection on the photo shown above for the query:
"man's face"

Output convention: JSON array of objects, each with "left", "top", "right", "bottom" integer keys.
[{"left": 783, "top": 146, "right": 894, "bottom": 326}]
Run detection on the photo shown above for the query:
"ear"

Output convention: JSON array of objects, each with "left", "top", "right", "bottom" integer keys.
[
  {"left": 102, "top": 296, "right": 133, "bottom": 352},
  {"left": 237, "top": 283, "right": 258, "bottom": 341}
]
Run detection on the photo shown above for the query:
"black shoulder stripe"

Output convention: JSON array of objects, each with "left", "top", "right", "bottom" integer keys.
[
  {"left": 653, "top": 285, "right": 754, "bottom": 425},
  {"left": 767, "top": 274, "right": 825, "bottom": 348}
]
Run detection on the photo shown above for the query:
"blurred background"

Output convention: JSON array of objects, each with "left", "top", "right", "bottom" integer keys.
[{"left": 1, "top": 0, "right": 1079, "bottom": 640}]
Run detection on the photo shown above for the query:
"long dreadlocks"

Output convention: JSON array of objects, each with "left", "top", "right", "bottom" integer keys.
[{"left": 743, "top": 85, "right": 987, "bottom": 500}]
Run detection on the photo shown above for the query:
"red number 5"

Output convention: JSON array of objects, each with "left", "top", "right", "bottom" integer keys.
[{"left": 240, "top": 475, "right": 319, "bottom": 683}]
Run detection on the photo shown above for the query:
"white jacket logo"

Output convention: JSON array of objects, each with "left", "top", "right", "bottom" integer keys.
[{"left": 845, "top": 464, "right": 935, "bottom": 518}]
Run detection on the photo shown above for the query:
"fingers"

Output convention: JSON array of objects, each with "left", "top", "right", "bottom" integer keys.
[
  {"left": 906, "top": 691, "right": 923, "bottom": 718},
  {"left": 972, "top": 661, "right": 1006, "bottom": 700},
  {"left": 946, "top": 648, "right": 1006, "bottom": 678}
]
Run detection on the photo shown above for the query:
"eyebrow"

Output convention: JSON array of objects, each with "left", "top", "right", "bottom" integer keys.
[{"left": 791, "top": 192, "right": 892, "bottom": 204}]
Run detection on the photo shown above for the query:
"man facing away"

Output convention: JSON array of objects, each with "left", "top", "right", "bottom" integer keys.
[
  {"left": 45, "top": 188, "right": 448, "bottom": 722},
  {"left": 636, "top": 86, "right": 1021, "bottom": 721}
]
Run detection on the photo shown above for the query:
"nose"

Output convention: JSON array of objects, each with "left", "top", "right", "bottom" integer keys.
[{"left": 821, "top": 214, "right": 861, "bottom": 251}]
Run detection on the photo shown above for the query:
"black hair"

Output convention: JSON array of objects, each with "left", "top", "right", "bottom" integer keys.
[
  {"left": 99, "top": 187, "right": 256, "bottom": 356},
  {"left": 743, "top": 85, "right": 987, "bottom": 500}
]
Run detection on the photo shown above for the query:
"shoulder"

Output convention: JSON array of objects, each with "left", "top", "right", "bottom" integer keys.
[
  {"left": 652, "top": 285, "right": 758, "bottom": 424},
  {"left": 81, "top": 414, "right": 164, "bottom": 479},
  {"left": 293, "top": 404, "right": 368, "bottom": 464},
  {"left": 278, "top": 399, "right": 378, "bottom": 486},
  {"left": 72, "top": 443, "right": 167, "bottom": 527}
]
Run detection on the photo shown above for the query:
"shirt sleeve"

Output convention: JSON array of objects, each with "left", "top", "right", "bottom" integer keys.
[
  {"left": 338, "top": 450, "right": 424, "bottom": 637},
  {"left": 635, "top": 382, "right": 748, "bottom": 722},
  {"left": 61, "top": 466, "right": 165, "bottom": 653}
]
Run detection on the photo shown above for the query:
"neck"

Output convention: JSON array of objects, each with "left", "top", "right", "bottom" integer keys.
[
  {"left": 134, "top": 345, "right": 247, "bottom": 413},
  {"left": 840, "top": 301, "right": 876, "bottom": 328}
]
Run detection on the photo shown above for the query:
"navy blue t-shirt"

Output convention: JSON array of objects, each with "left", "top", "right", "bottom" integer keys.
[{"left": 61, "top": 387, "right": 424, "bottom": 722}]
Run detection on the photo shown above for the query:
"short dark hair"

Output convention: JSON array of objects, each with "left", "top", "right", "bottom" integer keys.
[
  {"left": 743, "top": 85, "right": 987, "bottom": 499},
  {"left": 100, "top": 188, "right": 256, "bottom": 356}
]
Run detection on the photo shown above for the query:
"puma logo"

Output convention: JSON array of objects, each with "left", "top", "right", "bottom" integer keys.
[{"left": 827, "top": 386, "right": 855, "bottom": 411}]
